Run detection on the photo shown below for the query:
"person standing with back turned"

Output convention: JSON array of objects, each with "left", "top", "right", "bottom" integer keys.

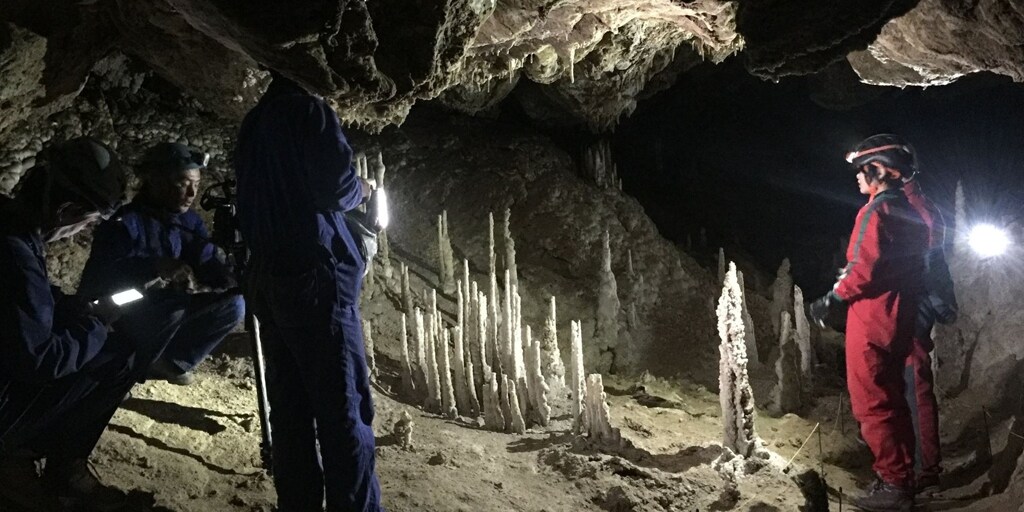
[{"left": 234, "top": 70, "right": 381, "bottom": 512}]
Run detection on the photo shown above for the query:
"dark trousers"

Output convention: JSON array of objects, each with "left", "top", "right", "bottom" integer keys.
[
  {"left": 250, "top": 264, "right": 382, "bottom": 512},
  {"left": 115, "top": 290, "right": 245, "bottom": 377},
  {"left": 0, "top": 349, "right": 135, "bottom": 461}
]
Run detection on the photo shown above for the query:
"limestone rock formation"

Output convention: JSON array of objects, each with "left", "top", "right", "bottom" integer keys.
[
  {"left": 770, "top": 311, "right": 800, "bottom": 415},
  {"left": 717, "top": 262, "right": 758, "bottom": 458},
  {"left": 570, "top": 320, "right": 586, "bottom": 435},
  {"left": 768, "top": 258, "right": 793, "bottom": 338},
  {"left": 437, "top": 211, "right": 456, "bottom": 293},
  {"left": 399, "top": 314, "right": 416, "bottom": 397},
  {"left": 540, "top": 296, "right": 566, "bottom": 400},
  {"left": 584, "top": 373, "right": 620, "bottom": 444},
  {"left": 793, "top": 285, "right": 813, "bottom": 381},
  {"left": 363, "top": 319, "right": 377, "bottom": 381},
  {"left": 592, "top": 230, "right": 621, "bottom": 373},
  {"left": 736, "top": 270, "right": 758, "bottom": 367}
]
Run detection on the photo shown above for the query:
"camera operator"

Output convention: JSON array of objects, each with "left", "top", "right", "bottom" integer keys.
[
  {"left": 235, "top": 71, "right": 381, "bottom": 512},
  {"left": 0, "top": 137, "right": 134, "bottom": 511},
  {"left": 78, "top": 142, "right": 245, "bottom": 386}
]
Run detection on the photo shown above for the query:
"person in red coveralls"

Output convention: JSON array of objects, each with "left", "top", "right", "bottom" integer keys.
[{"left": 810, "top": 134, "right": 929, "bottom": 511}]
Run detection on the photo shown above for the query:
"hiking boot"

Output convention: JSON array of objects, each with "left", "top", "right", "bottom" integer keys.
[
  {"left": 146, "top": 358, "right": 195, "bottom": 386},
  {"left": 43, "top": 458, "right": 126, "bottom": 512},
  {"left": 916, "top": 474, "right": 941, "bottom": 497},
  {"left": 853, "top": 477, "right": 914, "bottom": 511},
  {"left": 0, "top": 450, "right": 59, "bottom": 511}
]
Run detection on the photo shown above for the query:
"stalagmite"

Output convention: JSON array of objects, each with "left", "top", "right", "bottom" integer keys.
[
  {"left": 525, "top": 330, "right": 551, "bottom": 426},
  {"left": 393, "top": 411, "right": 414, "bottom": 450},
  {"left": 488, "top": 212, "right": 500, "bottom": 371},
  {"left": 737, "top": 270, "right": 759, "bottom": 366},
  {"left": 463, "top": 332, "right": 480, "bottom": 417},
  {"left": 362, "top": 320, "right": 377, "bottom": 381},
  {"left": 498, "top": 374, "right": 513, "bottom": 430},
  {"left": 504, "top": 375, "right": 527, "bottom": 434},
  {"left": 770, "top": 311, "right": 801, "bottom": 415},
  {"left": 512, "top": 288, "right": 525, "bottom": 382},
  {"left": 469, "top": 281, "right": 484, "bottom": 392},
  {"left": 424, "top": 311, "right": 442, "bottom": 412},
  {"left": 477, "top": 290, "right": 491, "bottom": 394},
  {"left": 437, "top": 211, "right": 456, "bottom": 293},
  {"left": 717, "top": 262, "right": 760, "bottom": 458},
  {"left": 793, "top": 285, "right": 814, "bottom": 381},
  {"left": 452, "top": 324, "right": 472, "bottom": 415},
  {"left": 401, "top": 263, "right": 414, "bottom": 320},
  {"left": 593, "top": 230, "right": 621, "bottom": 372},
  {"left": 462, "top": 260, "right": 473, "bottom": 370},
  {"left": 414, "top": 309, "right": 429, "bottom": 398},
  {"left": 768, "top": 258, "right": 793, "bottom": 338},
  {"left": 483, "top": 372, "right": 505, "bottom": 431},
  {"left": 570, "top": 320, "right": 586, "bottom": 435},
  {"left": 439, "top": 329, "right": 458, "bottom": 418},
  {"left": 503, "top": 208, "right": 518, "bottom": 289},
  {"left": 584, "top": 374, "right": 619, "bottom": 443},
  {"left": 540, "top": 296, "right": 566, "bottom": 398},
  {"left": 400, "top": 314, "right": 415, "bottom": 397},
  {"left": 378, "top": 229, "right": 393, "bottom": 281},
  {"left": 502, "top": 269, "right": 514, "bottom": 375}
]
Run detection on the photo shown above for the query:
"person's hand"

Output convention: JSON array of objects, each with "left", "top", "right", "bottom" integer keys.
[
  {"left": 360, "top": 178, "right": 375, "bottom": 202},
  {"left": 156, "top": 258, "right": 195, "bottom": 284},
  {"left": 89, "top": 299, "right": 122, "bottom": 326},
  {"left": 808, "top": 291, "right": 845, "bottom": 330}
]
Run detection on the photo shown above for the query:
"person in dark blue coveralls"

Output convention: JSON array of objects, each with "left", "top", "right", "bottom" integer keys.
[
  {"left": 235, "top": 71, "right": 382, "bottom": 512},
  {"left": 79, "top": 142, "right": 245, "bottom": 386},
  {"left": 0, "top": 137, "right": 133, "bottom": 512}
]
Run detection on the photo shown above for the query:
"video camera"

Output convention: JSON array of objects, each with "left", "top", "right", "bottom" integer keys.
[{"left": 200, "top": 180, "right": 249, "bottom": 273}]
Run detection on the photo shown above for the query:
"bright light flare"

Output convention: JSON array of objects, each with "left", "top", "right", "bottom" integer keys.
[
  {"left": 968, "top": 223, "right": 1011, "bottom": 258},
  {"left": 110, "top": 288, "right": 144, "bottom": 306},
  {"left": 375, "top": 188, "right": 390, "bottom": 230}
]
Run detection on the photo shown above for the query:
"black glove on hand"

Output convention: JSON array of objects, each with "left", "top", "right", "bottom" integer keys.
[{"left": 809, "top": 291, "right": 846, "bottom": 330}]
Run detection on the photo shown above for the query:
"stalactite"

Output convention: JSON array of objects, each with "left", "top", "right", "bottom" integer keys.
[
  {"left": 540, "top": 296, "right": 566, "bottom": 399},
  {"left": 593, "top": 230, "right": 620, "bottom": 372},
  {"left": 570, "top": 320, "right": 586, "bottom": 435},
  {"left": 793, "top": 285, "right": 814, "bottom": 382},
  {"left": 400, "top": 313, "right": 415, "bottom": 397},
  {"left": 363, "top": 319, "right": 377, "bottom": 381},
  {"left": 717, "top": 262, "right": 759, "bottom": 458},
  {"left": 737, "top": 270, "right": 759, "bottom": 366},
  {"left": 439, "top": 328, "right": 458, "bottom": 418}
]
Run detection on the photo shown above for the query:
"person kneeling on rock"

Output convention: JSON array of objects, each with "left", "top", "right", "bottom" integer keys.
[
  {"left": 78, "top": 142, "right": 245, "bottom": 386},
  {"left": 0, "top": 137, "right": 134, "bottom": 511}
]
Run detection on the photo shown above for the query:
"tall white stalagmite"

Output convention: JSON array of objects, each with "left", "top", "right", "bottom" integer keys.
[
  {"left": 503, "top": 208, "right": 519, "bottom": 289},
  {"left": 770, "top": 311, "right": 801, "bottom": 415},
  {"left": 463, "top": 331, "right": 480, "bottom": 417},
  {"left": 488, "top": 212, "right": 500, "bottom": 371},
  {"left": 525, "top": 330, "right": 551, "bottom": 426},
  {"left": 363, "top": 320, "right": 377, "bottom": 381},
  {"left": 477, "top": 290, "right": 491, "bottom": 395},
  {"left": 377, "top": 229, "right": 393, "bottom": 280},
  {"left": 401, "top": 263, "right": 414, "bottom": 320},
  {"left": 483, "top": 372, "right": 505, "bottom": 431},
  {"left": 768, "top": 258, "right": 793, "bottom": 338},
  {"left": 469, "top": 281, "right": 484, "bottom": 393},
  {"left": 793, "top": 285, "right": 814, "bottom": 380},
  {"left": 593, "top": 230, "right": 621, "bottom": 373},
  {"left": 502, "top": 269, "right": 514, "bottom": 375},
  {"left": 570, "top": 320, "right": 586, "bottom": 435},
  {"left": 462, "top": 260, "right": 474, "bottom": 374},
  {"left": 452, "top": 324, "right": 472, "bottom": 415},
  {"left": 414, "top": 308, "right": 429, "bottom": 398},
  {"left": 399, "top": 313, "right": 415, "bottom": 397},
  {"left": 437, "top": 211, "right": 456, "bottom": 293},
  {"left": 584, "top": 374, "right": 619, "bottom": 443},
  {"left": 737, "top": 270, "right": 759, "bottom": 366},
  {"left": 540, "top": 296, "right": 566, "bottom": 398},
  {"left": 505, "top": 375, "right": 527, "bottom": 434},
  {"left": 424, "top": 311, "right": 442, "bottom": 412},
  {"left": 512, "top": 288, "right": 525, "bottom": 382},
  {"left": 717, "top": 262, "right": 759, "bottom": 457},
  {"left": 439, "top": 329, "right": 458, "bottom": 418}
]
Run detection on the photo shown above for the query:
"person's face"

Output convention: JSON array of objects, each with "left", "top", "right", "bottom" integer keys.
[
  {"left": 44, "top": 203, "right": 102, "bottom": 242},
  {"left": 153, "top": 169, "right": 201, "bottom": 213}
]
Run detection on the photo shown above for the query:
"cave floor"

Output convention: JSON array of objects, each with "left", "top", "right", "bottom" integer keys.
[{"left": 2, "top": 333, "right": 1006, "bottom": 512}]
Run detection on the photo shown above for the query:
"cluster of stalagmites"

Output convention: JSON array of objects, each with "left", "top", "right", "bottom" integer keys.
[{"left": 373, "top": 205, "right": 616, "bottom": 440}]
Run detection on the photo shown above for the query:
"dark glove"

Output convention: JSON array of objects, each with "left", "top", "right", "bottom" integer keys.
[{"left": 809, "top": 291, "right": 847, "bottom": 331}]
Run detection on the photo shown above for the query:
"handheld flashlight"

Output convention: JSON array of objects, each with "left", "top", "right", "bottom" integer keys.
[{"left": 968, "top": 223, "right": 1011, "bottom": 258}]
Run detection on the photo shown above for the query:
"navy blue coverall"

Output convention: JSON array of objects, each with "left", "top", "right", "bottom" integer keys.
[
  {"left": 0, "top": 199, "right": 135, "bottom": 463},
  {"left": 235, "top": 76, "right": 381, "bottom": 512},
  {"left": 78, "top": 199, "right": 245, "bottom": 378}
]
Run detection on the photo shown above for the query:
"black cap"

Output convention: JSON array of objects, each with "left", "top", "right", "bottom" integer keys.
[
  {"left": 140, "top": 142, "right": 209, "bottom": 177},
  {"left": 47, "top": 137, "right": 127, "bottom": 216}
]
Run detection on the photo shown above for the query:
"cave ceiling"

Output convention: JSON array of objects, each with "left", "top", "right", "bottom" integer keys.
[{"left": 1, "top": 0, "right": 1023, "bottom": 136}]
